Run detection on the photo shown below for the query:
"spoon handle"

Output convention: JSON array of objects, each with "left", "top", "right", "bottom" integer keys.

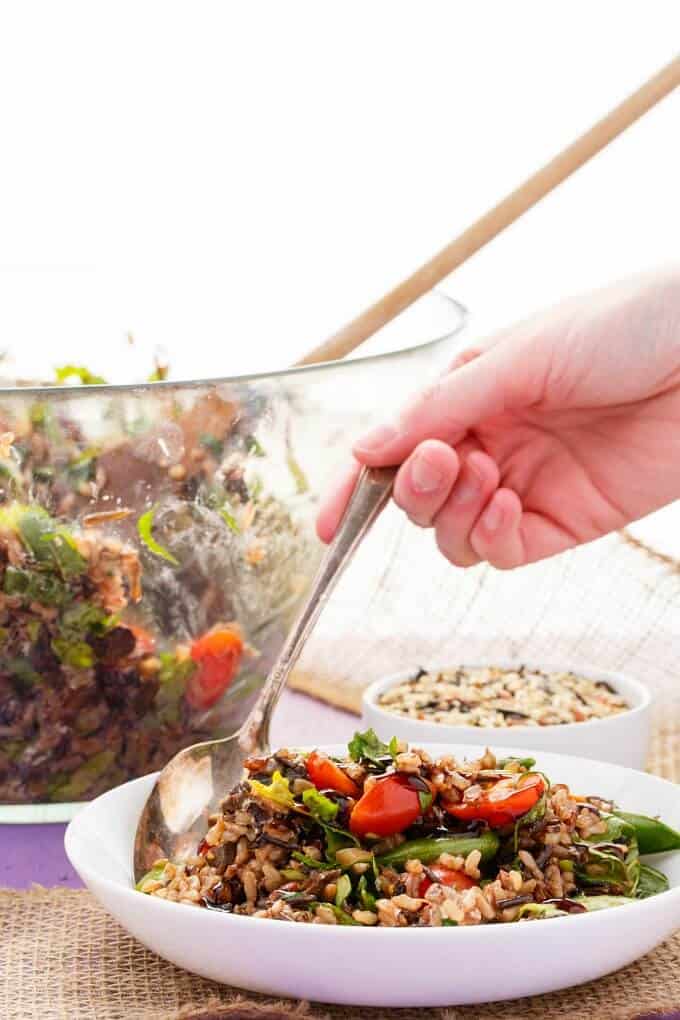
[{"left": 239, "top": 465, "right": 396, "bottom": 754}]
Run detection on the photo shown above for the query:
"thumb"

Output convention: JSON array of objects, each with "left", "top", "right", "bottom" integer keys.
[{"left": 353, "top": 340, "right": 529, "bottom": 466}]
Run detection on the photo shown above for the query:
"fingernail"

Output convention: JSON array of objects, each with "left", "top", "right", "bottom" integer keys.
[
  {"left": 354, "top": 424, "right": 398, "bottom": 453},
  {"left": 410, "top": 451, "right": 444, "bottom": 494},
  {"left": 451, "top": 462, "right": 483, "bottom": 506},
  {"left": 481, "top": 500, "right": 503, "bottom": 532}
]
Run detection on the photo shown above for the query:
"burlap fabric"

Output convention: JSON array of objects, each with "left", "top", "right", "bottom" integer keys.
[
  {"left": 4, "top": 511, "right": 680, "bottom": 1019},
  {"left": 1, "top": 877, "right": 680, "bottom": 1020}
]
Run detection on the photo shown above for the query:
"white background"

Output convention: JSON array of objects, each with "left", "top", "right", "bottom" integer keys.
[{"left": 0, "top": 2, "right": 678, "bottom": 381}]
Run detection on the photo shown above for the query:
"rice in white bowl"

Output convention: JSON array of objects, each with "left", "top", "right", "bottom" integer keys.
[{"left": 377, "top": 665, "right": 629, "bottom": 728}]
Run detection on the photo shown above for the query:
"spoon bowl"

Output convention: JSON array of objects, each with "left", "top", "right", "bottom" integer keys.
[{"left": 133, "top": 465, "right": 396, "bottom": 881}]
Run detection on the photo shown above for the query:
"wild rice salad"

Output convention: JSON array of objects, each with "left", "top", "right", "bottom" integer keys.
[
  {"left": 378, "top": 666, "right": 630, "bottom": 728},
  {"left": 137, "top": 730, "right": 680, "bottom": 926}
]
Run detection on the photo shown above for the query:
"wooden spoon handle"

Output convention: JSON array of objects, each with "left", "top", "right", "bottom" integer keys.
[{"left": 296, "top": 56, "right": 680, "bottom": 368}]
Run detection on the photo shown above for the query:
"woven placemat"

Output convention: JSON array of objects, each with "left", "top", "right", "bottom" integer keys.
[{"left": 1, "top": 882, "right": 679, "bottom": 1020}]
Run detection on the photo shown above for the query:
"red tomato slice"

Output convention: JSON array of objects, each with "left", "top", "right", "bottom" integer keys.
[
  {"left": 443, "top": 774, "right": 544, "bottom": 829},
  {"left": 419, "top": 864, "right": 476, "bottom": 897},
  {"left": 186, "top": 626, "right": 244, "bottom": 710},
  {"left": 306, "top": 751, "right": 359, "bottom": 797},
  {"left": 349, "top": 774, "right": 423, "bottom": 838}
]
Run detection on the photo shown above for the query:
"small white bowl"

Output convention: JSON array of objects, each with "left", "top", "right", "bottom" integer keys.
[
  {"left": 65, "top": 743, "right": 680, "bottom": 1007},
  {"left": 362, "top": 661, "right": 652, "bottom": 769}
]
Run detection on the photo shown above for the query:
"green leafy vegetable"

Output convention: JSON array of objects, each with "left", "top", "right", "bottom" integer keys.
[
  {"left": 292, "top": 851, "right": 329, "bottom": 870},
  {"left": 357, "top": 874, "right": 377, "bottom": 911},
  {"left": 636, "top": 862, "right": 670, "bottom": 898},
  {"left": 55, "top": 364, "right": 107, "bottom": 385},
  {"left": 418, "top": 789, "right": 433, "bottom": 812},
  {"left": 135, "top": 863, "right": 167, "bottom": 891},
  {"left": 40, "top": 530, "right": 87, "bottom": 577},
  {"left": 51, "top": 638, "right": 95, "bottom": 669},
  {"left": 577, "top": 895, "right": 636, "bottom": 911},
  {"left": 319, "top": 821, "right": 359, "bottom": 860},
  {"left": 3, "top": 566, "right": 69, "bottom": 607},
  {"left": 577, "top": 841, "right": 640, "bottom": 896},
  {"left": 302, "top": 787, "right": 339, "bottom": 823},
  {"left": 249, "top": 770, "right": 296, "bottom": 809},
  {"left": 199, "top": 434, "right": 224, "bottom": 458},
  {"left": 513, "top": 790, "right": 547, "bottom": 851},
  {"left": 246, "top": 435, "right": 265, "bottom": 457},
  {"left": 59, "top": 603, "right": 116, "bottom": 641},
  {"left": 0, "top": 505, "right": 86, "bottom": 577},
  {"left": 286, "top": 451, "right": 309, "bottom": 494},
  {"left": 325, "top": 903, "right": 360, "bottom": 925},
  {"left": 514, "top": 901, "right": 568, "bottom": 920},
  {"left": 219, "top": 508, "right": 241, "bottom": 533},
  {"left": 335, "top": 873, "right": 352, "bottom": 907},
  {"left": 347, "top": 729, "right": 398, "bottom": 767},
  {"left": 498, "top": 756, "right": 537, "bottom": 770},
  {"left": 280, "top": 868, "right": 306, "bottom": 882},
  {"left": 137, "top": 506, "right": 179, "bottom": 566},
  {"left": 155, "top": 652, "right": 197, "bottom": 723},
  {"left": 3, "top": 656, "right": 41, "bottom": 689},
  {"left": 48, "top": 750, "right": 116, "bottom": 800},
  {"left": 441, "top": 919, "right": 459, "bottom": 927}
]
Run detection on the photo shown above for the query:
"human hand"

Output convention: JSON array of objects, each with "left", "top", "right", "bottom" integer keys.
[{"left": 317, "top": 269, "right": 680, "bottom": 569}]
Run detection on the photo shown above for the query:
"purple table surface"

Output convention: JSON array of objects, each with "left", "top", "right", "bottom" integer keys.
[{"left": 2, "top": 690, "right": 356, "bottom": 890}]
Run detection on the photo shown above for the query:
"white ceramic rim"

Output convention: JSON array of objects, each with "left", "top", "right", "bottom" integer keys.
[
  {"left": 65, "top": 742, "right": 680, "bottom": 941},
  {"left": 362, "top": 660, "right": 652, "bottom": 736}
]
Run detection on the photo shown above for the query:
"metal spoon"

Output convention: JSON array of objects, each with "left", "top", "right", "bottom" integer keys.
[{"left": 133, "top": 464, "right": 396, "bottom": 881}]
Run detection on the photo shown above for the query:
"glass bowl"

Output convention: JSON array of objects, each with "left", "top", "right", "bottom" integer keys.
[{"left": 0, "top": 292, "right": 466, "bottom": 821}]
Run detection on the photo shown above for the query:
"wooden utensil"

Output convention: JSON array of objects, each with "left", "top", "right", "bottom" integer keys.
[{"left": 296, "top": 56, "right": 680, "bottom": 367}]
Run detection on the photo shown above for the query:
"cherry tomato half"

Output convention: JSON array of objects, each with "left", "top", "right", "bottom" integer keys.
[
  {"left": 350, "top": 774, "right": 423, "bottom": 838},
  {"left": 306, "top": 751, "right": 359, "bottom": 797},
  {"left": 186, "top": 625, "right": 244, "bottom": 710},
  {"left": 419, "top": 864, "right": 476, "bottom": 897},
  {"left": 443, "top": 774, "right": 544, "bottom": 829}
]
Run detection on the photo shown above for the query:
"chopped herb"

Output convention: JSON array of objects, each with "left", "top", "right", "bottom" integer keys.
[
  {"left": 137, "top": 506, "right": 179, "bottom": 566},
  {"left": 347, "top": 729, "right": 398, "bottom": 767},
  {"left": 441, "top": 919, "right": 459, "bottom": 927}
]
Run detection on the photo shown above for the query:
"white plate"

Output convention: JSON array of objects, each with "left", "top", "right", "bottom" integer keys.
[
  {"left": 362, "top": 662, "right": 652, "bottom": 769},
  {"left": 65, "top": 743, "right": 680, "bottom": 1008}
]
